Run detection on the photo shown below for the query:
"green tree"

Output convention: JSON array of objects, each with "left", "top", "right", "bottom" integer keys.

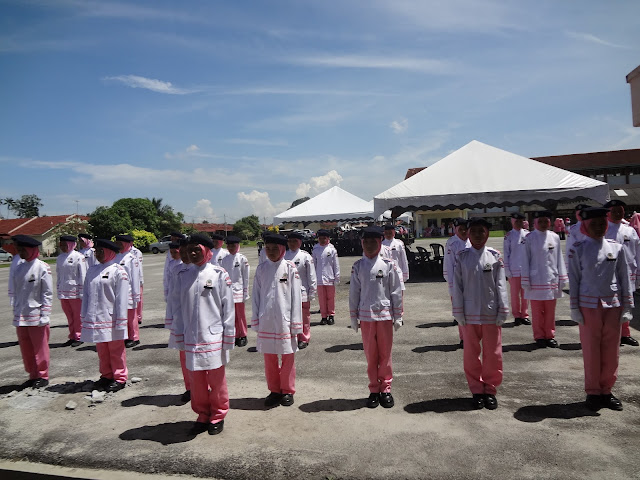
[
  {"left": 3, "top": 194, "right": 43, "bottom": 218},
  {"left": 131, "top": 229, "right": 158, "bottom": 252},
  {"left": 233, "top": 215, "right": 262, "bottom": 240},
  {"left": 89, "top": 206, "right": 133, "bottom": 239},
  {"left": 290, "top": 197, "right": 310, "bottom": 209},
  {"left": 147, "top": 197, "right": 185, "bottom": 235},
  {"left": 111, "top": 198, "right": 160, "bottom": 236}
]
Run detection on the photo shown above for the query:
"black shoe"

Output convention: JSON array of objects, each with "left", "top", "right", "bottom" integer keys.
[
  {"left": 124, "top": 340, "right": 140, "bottom": 348},
  {"left": 106, "top": 381, "right": 126, "bottom": 393},
  {"left": 32, "top": 378, "right": 49, "bottom": 389},
  {"left": 366, "top": 393, "right": 380, "bottom": 408},
  {"left": 208, "top": 420, "right": 224, "bottom": 435},
  {"left": 546, "top": 338, "right": 559, "bottom": 348},
  {"left": 585, "top": 394, "right": 601, "bottom": 411},
  {"left": 520, "top": 318, "right": 531, "bottom": 325},
  {"left": 62, "top": 339, "right": 75, "bottom": 347},
  {"left": 235, "top": 336, "right": 247, "bottom": 347},
  {"left": 264, "top": 392, "right": 283, "bottom": 407},
  {"left": 189, "top": 422, "right": 208, "bottom": 435},
  {"left": 535, "top": 339, "right": 547, "bottom": 348},
  {"left": 484, "top": 394, "right": 498, "bottom": 410},
  {"left": 71, "top": 340, "right": 84, "bottom": 347},
  {"left": 620, "top": 336, "right": 639, "bottom": 346},
  {"left": 327, "top": 315, "right": 335, "bottom": 325},
  {"left": 602, "top": 393, "right": 623, "bottom": 411},
  {"left": 93, "top": 377, "right": 112, "bottom": 391},
  {"left": 21, "top": 379, "right": 35, "bottom": 389},
  {"left": 280, "top": 394, "right": 294, "bottom": 407},
  {"left": 181, "top": 390, "right": 191, "bottom": 403},
  {"left": 379, "top": 392, "right": 394, "bottom": 408},
  {"left": 297, "top": 340, "right": 308, "bottom": 349},
  {"left": 320, "top": 317, "right": 328, "bottom": 325},
  {"left": 472, "top": 394, "right": 484, "bottom": 410}
]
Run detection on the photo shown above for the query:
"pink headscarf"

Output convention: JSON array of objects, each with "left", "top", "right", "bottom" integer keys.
[
  {"left": 361, "top": 238, "right": 382, "bottom": 259},
  {"left": 63, "top": 240, "right": 77, "bottom": 252},
  {"left": 24, "top": 246, "right": 40, "bottom": 262},
  {"left": 120, "top": 241, "right": 133, "bottom": 253},
  {"left": 581, "top": 218, "right": 608, "bottom": 239},
  {"left": 195, "top": 244, "right": 213, "bottom": 266},
  {"left": 100, "top": 249, "right": 117, "bottom": 263},
  {"left": 510, "top": 218, "right": 521, "bottom": 230},
  {"left": 629, "top": 212, "right": 640, "bottom": 237},
  {"left": 81, "top": 238, "right": 94, "bottom": 249}
]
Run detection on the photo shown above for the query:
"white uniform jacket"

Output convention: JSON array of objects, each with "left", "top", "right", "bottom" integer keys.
[
  {"left": 312, "top": 243, "right": 340, "bottom": 286},
  {"left": 521, "top": 230, "right": 568, "bottom": 300},
  {"left": 132, "top": 246, "right": 144, "bottom": 285},
  {"left": 78, "top": 247, "right": 97, "bottom": 268},
  {"left": 12, "top": 259, "right": 53, "bottom": 327},
  {"left": 8, "top": 255, "right": 25, "bottom": 306},
  {"left": 605, "top": 221, "right": 640, "bottom": 288},
  {"left": 503, "top": 228, "right": 528, "bottom": 278},
  {"left": 163, "top": 257, "right": 180, "bottom": 301},
  {"left": 174, "top": 262, "right": 235, "bottom": 371},
  {"left": 443, "top": 235, "right": 471, "bottom": 296},
  {"left": 452, "top": 246, "right": 509, "bottom": 325},
  {"left": 568, "top": 238, "right": 633, "bottom": 310},
  {"left": 168, "top": 263, "right": 192, "bottom": 350},
  {"left": 115, "top": 251, "right": 141, "bottom": 308},
  {"left": 80, "top": 260, "right": 129, "bottom": 343},
  {"left": 164, "top": 259, "right": 183, "bottom": 329},
  {"left": 209, "top": 247, "right": 229, "bottom": 267},
  {"left": 349, "top": 255, "right": 403, "bottom": 329},
  {"left": 56, "top": 250, "right": 87, "bottom": 299},
  {"left": 382, "top": 238, "right": 409, "bottom": 282},
  {"left": 220, "top": 252, "right": 250, "bottom": 303},
  {"left": 284, "top": 249, "right": 317, "bottom": 303},
  {"left": 565, "top": 222, "right": 585, "bottom": 265},
  {"left": 251, "top": 258, "right": 302, "bottom": 354}
]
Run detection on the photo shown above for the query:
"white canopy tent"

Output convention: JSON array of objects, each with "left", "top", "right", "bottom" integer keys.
[
  {"left": 274, "top": 186, "right": 374, "bottom": 224},
  {"left": 374, "top": 140, "right": 610, "bottom": 216}
]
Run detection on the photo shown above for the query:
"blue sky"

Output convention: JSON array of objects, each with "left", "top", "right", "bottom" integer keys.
[{"left": 1, "top": 0, "right": 639, "bottom": 225}]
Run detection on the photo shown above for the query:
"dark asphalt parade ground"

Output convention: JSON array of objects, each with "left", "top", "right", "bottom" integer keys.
[{"left": 1, "top": 238, "right": 639, "bottom": 480}]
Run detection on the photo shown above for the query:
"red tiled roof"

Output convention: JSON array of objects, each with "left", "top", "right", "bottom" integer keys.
[
  {"left": 184, "top": 223, "right": 232, "bottom": 233},
  {"left": 532, "top": 149, "right": 640, "bottom": 170},
  {"left": 0, "top": 215, "right": 89, "bottom": 236},
  {"left": 405, "top": 167, "right": 427, "bottom": 180},
  {"left": 0, "top": 218, "right": 30, "bottom": 236}
]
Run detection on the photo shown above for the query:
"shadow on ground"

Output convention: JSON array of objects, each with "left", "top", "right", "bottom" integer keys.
[
  {"left": 132, "top": 343, "right": 167, "bottom": 351},
  {"left": 412, "top": 344, "right": 460, "bottom": 353},
  {"left": 513, "top": 402, "right": 599, "bottom": 422},
  {"left": 404, "top": 397, "right": 476, "bottom": 413},
  {"left": 298, "top": 398, "right": 366, "bottom": 412},
  {"left": 119, "top": 421, "right": 197, "bottom": 445},
  {"left": 121, "top": 394, "right": 186, "bottom": 408},
  {"left": 325, "top": 343, "right": 363, "bottom": 353},
  {"left": 0, "top": 341, "right": 18, "bottom": 349}
]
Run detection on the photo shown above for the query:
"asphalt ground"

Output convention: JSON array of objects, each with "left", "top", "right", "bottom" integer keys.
[{"left": 0, "top": 237, "right": 639, "bottom": 480}]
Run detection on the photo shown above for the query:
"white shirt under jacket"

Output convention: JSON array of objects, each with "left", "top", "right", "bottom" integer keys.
[
  {"left": 284, "top": 248, "right": 317, "bottom": 303},
  {"left": 382, "top": 238, "right": 409, "bottom": 282},
  {"left": 220, "top": 252, "right": 250, "bottom": 303},
  {"left": 209, "top": 247, "right": 229, "bottom": 267},
  {"left": 443, "top": 235, "right": 471, "bottom": 296},
  {"left": 131, "top": 246, "right": 144, "bottom": 285},
  {"left": 349, "top": 255, "right": 403, "bottom": 330},
  {"left": 251, "top": 258, "right": 302, "bottom": 355},
  {"left": 452, "top": 246, "right": 509, "bottom": 326},
  {"left": 8, "top": 255, "right": 25, "bottom": 306},
  {"left": 565, "top": 222, "right": 585, "bottom": 265},
  {"left": 503, "top": 228, "right": 528, "bottom": 278},
  {"left": 115, "top": 251, "right": 141, "bottom": 308},
  {"left": 12, "top": 258, "right": 53, "bottom": 327},
  {"left": 312, "top": 243, "right": 340, "bottom": 286},
  {"left": 521, "top": 230, "right": 568, "bottom": 300},
  {"left": 56, "top": 250, "right": 87, "bottom": 299},
  {"left": 568, "top": 237, "right": 633, "bottom": 311},
  {"left": 167, "top": 263, "right": 192, "bottom": 350},
  {"left": 175, "top": 262, "right": 235, "bottom": 371},
  {"left": 605, "top": 221, "right": 640, "bottom": 288},
  {"left": 80, "top": 260, "right": 130, "bottom": 343},
  {"left": 163, "top": 259, "right": 183, "bottom": 329}
]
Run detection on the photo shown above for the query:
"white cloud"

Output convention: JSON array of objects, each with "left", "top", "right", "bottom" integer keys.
[
  {"left": 103, "top": 75, "right": 197, "bottom": 94},
  {"left": 287, "top": 54, "right": 455, "bottom": 74},
  {"left": 565, "top": 31, "right": 629, "bottom": 49},
  {"left": 237, "top": 190, "right": 284, "bottom": 222},
  {"left": 192, "top": 199, "right": 217, "bottom": 222},
  {"left": 390, "top": 118, "right": 408, "bottom": 134},
  {"left": 225, "top": 138, "right": 289, "bottom": 147},
  {"left": 296, "top": 170, "right": 343, "bottom": 198},
  {"left": 186, "top": 144, "right": 199, "bottom": 152}
]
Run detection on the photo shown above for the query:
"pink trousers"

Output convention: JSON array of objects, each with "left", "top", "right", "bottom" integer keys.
[
  {"left": 317, "top": 285, "right": 336, "bottom": 317},
  {"left": 190, "top": 366, "right": 228, "bottom": 424},
  {"left": 579, "top": 306, "right": 622, "bottom": 395},
  {"left": 96, "top": 340, "right": 128, "bottom": 383},
  {"left": 136, "top": 285, "right": 144, "bottom": 323},
  {"left": 264, "top": 353, "right": 296, "bottom": 394},
  {"left": 530, "top": 299, "right": 556, "bottom": 340},
  {"left": 179, "top": 350, "right": 191, "bottom": 391},
  {"left": 508, "top": 277, "right": 529, "bottom": 319},
  {"left": 60, "top": 298, "right": 83, "bottom": 341},
  {"left": 127, "top": 308, "right": 139, "bottom": 341},
  {"left": 16, "top": 325, "right": 50, "bottom": 380},
  {"left": 462, "top": 324, "right": 503, "bottom": 395},
  {"left": 298, "top": 301, "right": 311, "bottom": 343},
  {"left": 234, "top": 303, "right": 248, "bottom": 338},
  {"left": 621, "top": 321, "right": 632, "bottom": 338},
  {"left": 360, "top": 320, "right": 394, "bottom": 393}
]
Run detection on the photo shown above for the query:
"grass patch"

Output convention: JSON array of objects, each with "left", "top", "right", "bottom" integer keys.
[{"left": 489, "top": 230, "right": 506, "bottom": 237}]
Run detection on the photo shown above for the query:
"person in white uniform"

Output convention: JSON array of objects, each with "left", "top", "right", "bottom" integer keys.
[
  {"left": 56, "top": 234, "right": 87, "bottom": 347},
  {"left": 503, "top": 213, "right": 530, "bottom": 326},
  {"left": 209, "top": 233, "right": 229, "bottom": 267},
  {"left": 77, "top": 233, "right": 97, "bottom": 268},
  {"left": 220, "top": 236, "right": 250, "bottom": 348},
  {"left": 382, "top": 225, "right": 409, "bottom": 283},
  {"left": 114, "top": 234, "right": 141, "bottom": 348},
  {"left": 443, "top": 218, "right": 471, "bottom": 346}
]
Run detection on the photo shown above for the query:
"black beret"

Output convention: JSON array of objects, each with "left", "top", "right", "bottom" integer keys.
[
  {"left": 179, "top": 237, "right": 190, "bottom": 246},
  {"left": 316, "top": 229, "right": 331, "bottom": 237},
  {"left": 361, "top": 226, "right": 384, "bottom": 239},
  {"left": 510, "top": 213, "right": 525, "bottom": 220},
  {"left": 452, "top": 217, "right": 466, "bottom": 227},
  {"left": 225, "top": 235, "right": 241, "bottom": 244},
  {"left": 189, "top": 234, "right": 214, "bottom": 249},
  {"left": 170, "top": 231, "right": 184, "bottom": 238},
  {"left": 95, "top": 239, "right": 120, "bottom": 252},
  {"left": 169, "top": 242, "right": 181, "bottom": 249},
  {"left": 60, "top": 235, "right": 77, "bottom": 242},
  {"left": 581, "top": 207, "right": 610, "bottom": 220},
  {"left": 12, "top": 235, "right": 41, "bottom": 247},
  {"left": 532, "top": 210, "right": 552, "bottom": 219},
  {"left": 210, "top": 233, "right": 224, "bottom": 241},
  {"left": 574, "top": 203, "right": 591, "bottom": 211},
  {"left": 78, "top": 233, "right": 92, "bottom": 240},
  {"left": 466, "top": 217, "right": 492, "bottom": 229},
  {"left": 287, "top": 232, "right": 305, "bottom": 240},
  {"left": 383, "top": 224, "right": 395, "bottom": 231},
  {"left": 264, "top": 234, "right": 288, "bottom": 246},
  {"left": 115, "top": 234, "right": 134, "bottom": 243},
  {"left": 603, "top": 199, "right": 626, "bottom": 208}
]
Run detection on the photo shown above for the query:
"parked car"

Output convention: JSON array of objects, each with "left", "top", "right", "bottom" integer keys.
[
  {"left": 0, "top": 248, "right": 13, "bottom": 262},
  {"left": 149, "top": 236, "right": 172, "bottom": 254}
]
